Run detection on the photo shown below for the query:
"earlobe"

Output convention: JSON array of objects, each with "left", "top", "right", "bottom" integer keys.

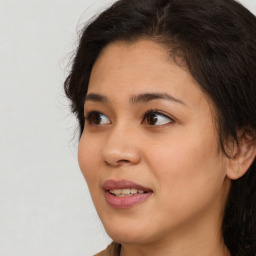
[{"left": 226, "top": 129, "right": 256, "bottom": 180}]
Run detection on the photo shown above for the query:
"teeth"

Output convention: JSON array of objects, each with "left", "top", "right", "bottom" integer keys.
[
  {"left": 109, "top": 188, "right": 146, "bottom": 196},
  {"left": 112, "top": 189, "right": 122, "bottom": 195},
  {"left": 121, "top": 188, "right": 131, "bottom": 195},
  {"left": 131, "top": 188, "right": 137, "bottom": 194}
]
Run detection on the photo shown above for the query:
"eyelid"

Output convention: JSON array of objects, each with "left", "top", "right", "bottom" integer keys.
[
  {"left": 142, "top": 109, "right": 175, "bottom": 126},
  {"left": 84, "top": 109, "right": 175, "bottom": 127},
  {"left": 84, "top": 110, "right": 111, "bottom": 125}
]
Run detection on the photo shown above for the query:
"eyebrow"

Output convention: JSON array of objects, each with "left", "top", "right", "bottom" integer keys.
[
  {"left": 85, "top": 93, "right": 108, "bottom": 103},
  {"left": 130, "top": 92, "right": 186, "bottom": 105},
  {"left": 85, "top": 92, "right": 186, "bottom": 106}
]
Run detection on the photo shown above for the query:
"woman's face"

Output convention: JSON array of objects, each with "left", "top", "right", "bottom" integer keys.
[{"left": 78, "top": 40, "right": 231, "bottom": 245}]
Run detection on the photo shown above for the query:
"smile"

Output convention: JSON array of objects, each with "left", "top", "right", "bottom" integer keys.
[
  {"left": 103, "top": 179, "right": 153, "bottom": 208},
  {"left": 109, "top": 188, "right": 146, "bottom": 197}
]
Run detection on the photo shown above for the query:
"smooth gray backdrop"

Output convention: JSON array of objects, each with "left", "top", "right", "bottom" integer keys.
[{"left": 0, "top": 0, "right": 255, "bottom": 255}]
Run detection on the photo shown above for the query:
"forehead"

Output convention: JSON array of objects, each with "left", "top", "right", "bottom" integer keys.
[
  {"left": 88, "top": 40, "right": 209, "bottom": 110},
  {"left": 89, "top": 40, "right": 172, "bottom": 88}
]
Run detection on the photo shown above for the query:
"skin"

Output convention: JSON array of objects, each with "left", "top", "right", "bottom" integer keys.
[{"left": 78, "top": 40, "right": 232, "bottom": 256}]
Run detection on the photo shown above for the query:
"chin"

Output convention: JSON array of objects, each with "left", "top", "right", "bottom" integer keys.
[
  {"left": 107, "top": 230, "right": 149, "bottom": 245},
  {"left": 102, "top": 218, "right": 151, "bottom": 244}
]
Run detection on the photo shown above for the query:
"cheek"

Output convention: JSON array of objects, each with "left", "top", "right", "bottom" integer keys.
[
  {"left": 146, "top": 125, "right": 226, "bottom": 197},
  {"left": 145, "top": 135, "right": 228, "bottom": 227},
  {"left": 78, "top": 134, "right": 101, "bottom": 184}
]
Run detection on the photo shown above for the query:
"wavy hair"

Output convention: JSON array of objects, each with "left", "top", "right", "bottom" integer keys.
[{"left": 64, "top": 0, "right": 256, "bottom": 254}]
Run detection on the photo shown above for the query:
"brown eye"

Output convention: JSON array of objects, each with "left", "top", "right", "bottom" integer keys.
[
  {"left": 144, "top": 111, "right": 173, "bottom": 126},
  {"left": 146, "top": 113, "right": 159, "bottom": 125},
  {"left": 85, "top": 111, "right": 111, "bottom": 125},
  {"left": 91, "top": 112, "right": 102, "bottom": 124}
]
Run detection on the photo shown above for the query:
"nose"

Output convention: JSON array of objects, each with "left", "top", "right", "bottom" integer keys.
[{"left": 102, "top": 125, "right": 141, "bottom": 167}]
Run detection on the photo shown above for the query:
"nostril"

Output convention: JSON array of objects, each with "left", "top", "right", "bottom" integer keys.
[
  {"left": 118, "top": 159, "right": 130, "bottom": 163},
  {"left": 104, "top": 159, "right": 131, "bottom": 167},
  {"left": 104, "top": 160, "right": 112, "bottom": 167}
]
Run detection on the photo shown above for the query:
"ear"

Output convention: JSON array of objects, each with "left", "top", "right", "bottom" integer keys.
[{"left": 226, "top": 129, "right": 256, "bottom": 180}]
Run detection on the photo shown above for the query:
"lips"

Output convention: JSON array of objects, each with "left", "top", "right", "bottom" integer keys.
[
  {"left": 103, "top": 179, "right": 152, "bottom": 191},
  {"left": 103, "top": 179, "right": 153, "bottom": 208}
]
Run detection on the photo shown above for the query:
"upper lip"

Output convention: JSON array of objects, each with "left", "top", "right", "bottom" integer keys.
[{"left": 103, "top": 179, "right": 153, "bottom": 192}]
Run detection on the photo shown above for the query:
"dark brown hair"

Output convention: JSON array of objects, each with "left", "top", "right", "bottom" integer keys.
[{"left": 64, "top": 0, "right": 256, "bottom": 254}]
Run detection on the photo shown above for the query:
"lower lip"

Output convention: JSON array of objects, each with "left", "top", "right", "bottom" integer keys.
[{"left": 105, "top": 191, "right": 152, "bottom": 209}]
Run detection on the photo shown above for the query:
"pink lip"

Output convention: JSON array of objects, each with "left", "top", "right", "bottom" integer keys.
[
  {"left": 103, "top": 179, "right": 153, "bottom": 209},
  {"left": 103, "top": 179, "right": 152, "bottom": 191}
]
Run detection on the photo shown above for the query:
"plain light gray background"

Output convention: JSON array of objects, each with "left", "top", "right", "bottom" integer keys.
[{"left": 0, "top": 0, "right": 255, "bottom": 255}]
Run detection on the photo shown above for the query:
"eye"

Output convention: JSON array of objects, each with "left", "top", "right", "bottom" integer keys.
[
  {"left": 84, "top": 111, "right": 111, "bottom": 125},
  {"left": 143, "top": 110, "right": 174, "bottom": 126}
]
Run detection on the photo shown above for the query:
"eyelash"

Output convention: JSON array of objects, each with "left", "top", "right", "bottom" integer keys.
[
  {"left": 142, "top": 109, "right": 175, "bottom": 126},
  {"left": 84, "top": 110, "right": 175, "bottom": 126},
  {"left": 84, "top": 111, "right": 111, "bottom": 126}
]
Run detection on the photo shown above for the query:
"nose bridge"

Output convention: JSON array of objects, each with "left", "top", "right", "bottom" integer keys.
[{"left": 102, "top": 122, "right": 141, "bottom": 166}]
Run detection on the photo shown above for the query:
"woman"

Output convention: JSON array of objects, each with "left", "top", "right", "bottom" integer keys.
[{"left": 64, "top": 0, "right": 256, "bottom": 255}]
